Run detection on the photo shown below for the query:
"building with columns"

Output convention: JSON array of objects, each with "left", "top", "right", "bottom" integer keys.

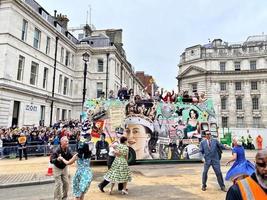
[
  {"left": 0, "top": 0, "right": 144, "bottom": 127},
  {"left": 177, "top": 36, "right": 267, "bottom": 129}
]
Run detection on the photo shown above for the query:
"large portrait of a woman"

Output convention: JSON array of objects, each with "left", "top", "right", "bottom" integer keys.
[{"left": 124, "top": 115, "right": 158, "bottom": 160}]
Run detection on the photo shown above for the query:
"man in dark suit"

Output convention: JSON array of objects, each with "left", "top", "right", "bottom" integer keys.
[{"left": 200, "top": 131, "right": 227, "bottom": 192}]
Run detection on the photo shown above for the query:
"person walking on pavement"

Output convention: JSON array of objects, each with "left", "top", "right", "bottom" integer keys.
[
  {"left": 200, "top": 131, "right": 228, "bottom": 192},
  {"left": 256, "top": 134, "right": 263, "bottom": 150},
  {"left": 51, "top": 136, "right": 74, "bottom": 200},
  {"left": 18, "top": 132, "right": 27, "bottom": 160},
  {"left": 98, "top": 127, "right": 124, "bottom": 192},
  {"left": 104, "top": 136, "right": 131, "bottom": 195},
  {"left": 226, "top": 149, "right": 267, "bottom": 199}
]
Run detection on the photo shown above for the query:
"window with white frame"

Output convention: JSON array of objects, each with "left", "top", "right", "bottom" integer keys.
[
  {"left": 71, "top": 54, "right": 74, "bottom": 67},
  {"left": 253, "top": 117, "right": 260, "bottom": 128},
  {"left": 58, "top": 75, "right": 62, "bottom": 93},
  {"left": 234, "top": 61, "right": 241, "bottom": 71},
  {"left": 45, "top": 36, "right": 50, "bottom": 55},
  {"left": 252, "top": 97, "right": 259, "bottom": 110},
  {"left": 251, "top": 81, "right": 258, "bottom": 90},
  {"left": 222, "top": 117, "right": 228, "bottom": 128},
  {"left": 60, "top": 47, "right": 64, "bottom": 63},
  {"left": 17, "top": 55, "right": 25, "bottom": 81},
  {"left": 235, "top": 82, "right": 242, "bottom": 90},
  {"left": 43, "top": 67, "right": 48, "bottom": 89},
  {"left": 70, "top": 80, "right": 73, "bottom": 96},
  {"left": 236, "top": 117, "right": 244, "bottom": 128},
  {"left": 97, "top": 59, "right": 104, "bottom": 72},
  {"left": 96, "top": 82, "right": 103, "bottom": 98},
  {"left": 56, "top": 108, "right": 60, "bottom": 121},
  {"left": 250, "top": 60, "right": 256, "bottom": 70},
  {"left": 220, "top": 62, "right": 226, "bottom": 71},
  {"left": 33, "top": 28, "right": 41, "bottom": 49},
  {"left": 221, "top": 97, "right": 227, "bottom": 110},
  {"left": 21, "top": 19, "right": 28, "bottom": 41},
  {"left": 62, "top": 109, "right": 67, "bottom": 121},
  {"left": 30, "top": 62, "right": 39, "bottom": 85},
  {"left": 191, "top": 83, "right": 197, "bottom": 93},
  {"left": 236, "top": 97, "right": 242, "bottom": 110},
  {"left": 220, "top": 82, "right": 226, "bottom": 91},
  {"left": 41, "top": 10, "right": 49, "bottom": 20},
  {"left": 65, "top": 51, "right": 70, "bottom": 66},
  {"left": 63, "top": 77, "right": 69, "bottom": 95}
]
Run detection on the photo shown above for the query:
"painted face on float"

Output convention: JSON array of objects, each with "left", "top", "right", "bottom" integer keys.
[{"left": 125, "top": 124, "right": 149, "bottom": 159}]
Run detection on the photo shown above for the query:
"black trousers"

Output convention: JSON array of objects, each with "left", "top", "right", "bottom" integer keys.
[
  {"left": 18, "top": 148, "right": 27, "bottom": 160},
  {"left": 99, "top": 155, "right": 123, "bottom": 190}
]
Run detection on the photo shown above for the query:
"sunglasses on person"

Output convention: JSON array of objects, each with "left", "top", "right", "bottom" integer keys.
[{"left": 256, "top": 162, "right": 267, "bottom": 168}]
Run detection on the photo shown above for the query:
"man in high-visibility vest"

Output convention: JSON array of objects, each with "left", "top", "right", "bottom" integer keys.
[{"left": 226, "top": 149, "right": 267, "bottom": 200}]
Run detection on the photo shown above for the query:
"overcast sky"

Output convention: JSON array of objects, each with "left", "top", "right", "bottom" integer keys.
[{"left": 37, "top": 0, "right": 267, "bottom": 90}]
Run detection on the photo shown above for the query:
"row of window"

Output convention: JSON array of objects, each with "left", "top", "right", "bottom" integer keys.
[
  {"left": 221, "top": 97, "right": 259, "bottom": 110},
  {"left": 21, "top": 19, "right": 74, "bottom": 67},
  {"left": 56, "top": 108, "right": 72, "bottom": 121},
  {"left": 17, "top": 55, "right": 48, "bottom": 89},
  {"left": 17, "top": 55, "right": 73, "bottom": 96},
  {"left": 220, "top": 81, "right": 258, "bottom": 91},
  {"left": 219, "top": 60, "right": 257, "bottom": 72},
  {"left": 222, "top": 116, "right": 261, "bottom": 128}
]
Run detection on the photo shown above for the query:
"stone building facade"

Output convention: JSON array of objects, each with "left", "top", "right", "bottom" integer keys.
[
  {"left": 177, "top": 37, "right": 267, "bottom": 129},
  {"left": 0, "top": 0, "right": 144, "bottom": 127}
]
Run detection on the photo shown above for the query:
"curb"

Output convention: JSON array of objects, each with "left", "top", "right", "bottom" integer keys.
[{"left": 0, "top": 179, "right": 54, "bottom": 189}]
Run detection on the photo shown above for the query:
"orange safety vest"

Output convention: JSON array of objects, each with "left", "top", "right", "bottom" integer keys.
[{"left": 237, "top": 176, "right": 267, "bottom": 200}]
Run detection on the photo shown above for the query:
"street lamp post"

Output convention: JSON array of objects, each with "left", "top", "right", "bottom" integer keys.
[{"left": 82, "top": 52, "right": 90, "bottom": 117}]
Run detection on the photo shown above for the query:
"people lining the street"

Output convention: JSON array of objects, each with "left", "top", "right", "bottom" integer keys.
[
  {"left": 225, "top": 137, "right": 255, "bottom": 183},
  {"left": 226, "top": 149, "right": 267, "bottom": 200},
  {"left": 51, "top": 136, "right": 74, "bottom": 200}
]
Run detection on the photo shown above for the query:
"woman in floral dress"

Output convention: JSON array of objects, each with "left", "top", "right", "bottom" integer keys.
[
  {"left": 104, "top": 136, "right": 131, "bottom": 195},
  {"left": 59, "top": 141, "right": 93, "bottom": 200}
]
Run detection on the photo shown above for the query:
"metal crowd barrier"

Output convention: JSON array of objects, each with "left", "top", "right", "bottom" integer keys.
[{"left": 0, "top": 144, "right": 77, "bottom": 159}]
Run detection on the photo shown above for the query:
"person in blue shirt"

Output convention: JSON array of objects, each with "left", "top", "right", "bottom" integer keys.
[{"left": 225, "top": 137, "right": 255, "bottom": 183}]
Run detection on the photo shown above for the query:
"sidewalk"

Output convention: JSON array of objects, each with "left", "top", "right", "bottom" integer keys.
[{"left": 0, "top": 157, "right": 54, "bottom": 188}]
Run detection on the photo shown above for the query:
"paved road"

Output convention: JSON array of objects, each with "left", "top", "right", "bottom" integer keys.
[{"left": 0, "top": 150, "right": 258, "bottom": 200}]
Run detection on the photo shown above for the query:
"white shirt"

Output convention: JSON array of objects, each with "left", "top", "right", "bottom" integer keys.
[{"left": 109, "top": 141, "right": 119, "bottom": 156}]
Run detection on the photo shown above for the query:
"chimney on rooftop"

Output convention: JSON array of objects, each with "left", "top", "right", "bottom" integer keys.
[{"left": 56, "top": 13, "right": 69, "bottom": 29}]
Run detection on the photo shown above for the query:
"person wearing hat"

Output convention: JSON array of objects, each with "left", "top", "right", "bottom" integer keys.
[
  {"left": 225, "top": 137, "right": 255, "bottom": 184},
  {"left": 18, "top": 132, "right": 27, "bottom": 160},
  {"left": 124, "top": 114, "right": 158, "bottom": 160}
]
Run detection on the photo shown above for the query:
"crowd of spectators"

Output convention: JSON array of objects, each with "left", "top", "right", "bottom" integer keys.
[{"left": 0, "top": 120, "right": 82, "bottom": 147}]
